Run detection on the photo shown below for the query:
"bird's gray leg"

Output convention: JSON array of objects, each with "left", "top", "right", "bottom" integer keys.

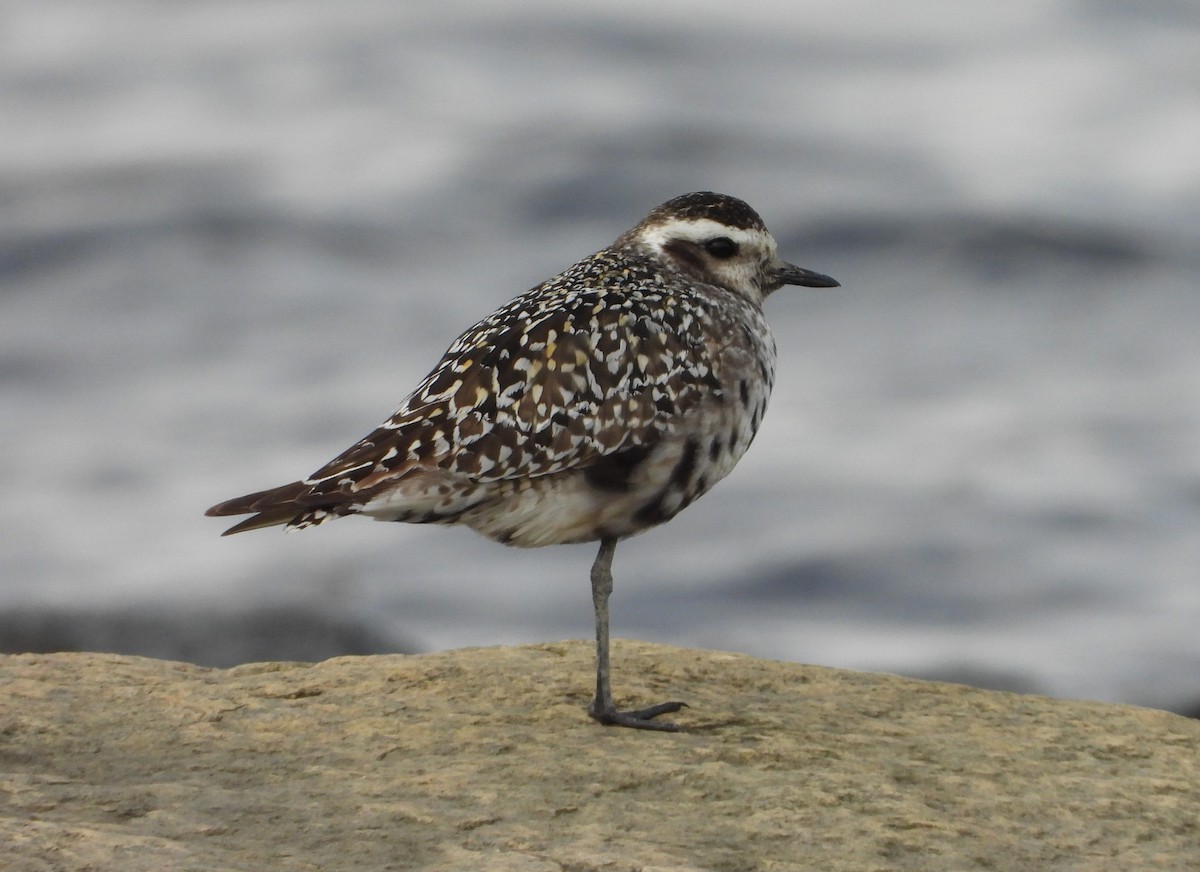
[{"left": 587, "top": 537, "right": 687, "bottom": 731}]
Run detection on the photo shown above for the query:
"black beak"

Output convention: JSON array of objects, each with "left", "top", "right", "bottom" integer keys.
[{"left": 775, "top": 261, "right": 840, "bottom": 288}]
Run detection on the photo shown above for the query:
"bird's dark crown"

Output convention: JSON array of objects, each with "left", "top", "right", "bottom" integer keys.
[{"left": 639, "top": 192, "right": 768, "bottom": 234}]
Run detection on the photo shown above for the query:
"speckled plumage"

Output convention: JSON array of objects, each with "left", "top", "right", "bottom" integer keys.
[{"left": 207, "top": 191, "right": 839, "bottom": 730}]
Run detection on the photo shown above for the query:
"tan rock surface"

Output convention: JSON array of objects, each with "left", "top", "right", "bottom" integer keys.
[{"left": 1, "top": 642, "right": 1197, "bottom": 871}]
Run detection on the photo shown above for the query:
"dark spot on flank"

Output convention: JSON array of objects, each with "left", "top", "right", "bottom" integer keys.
[
  {"left": 739, "top": 379, "right": 751, "bottom": 408},
  {"left": 669, "top": 438, "right": 699, "bottom": 489},
  {"left": 585, "top": 444, "right": 654, "bottom": 492},
  {"left": 708, "top": 436, "right": 723, "bottom": 461},
  {"left": 633, "top": 494, "right": 670, "bottom": 526}
]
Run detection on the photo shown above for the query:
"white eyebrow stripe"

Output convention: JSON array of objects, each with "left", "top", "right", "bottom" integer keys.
[{"left": 639, "top": 219, "right": 766, "bottom": 246}]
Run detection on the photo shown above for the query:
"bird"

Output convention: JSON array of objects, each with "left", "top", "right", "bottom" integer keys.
[{"left": 206, "top": 191, "right": 839, "bottom": 731}]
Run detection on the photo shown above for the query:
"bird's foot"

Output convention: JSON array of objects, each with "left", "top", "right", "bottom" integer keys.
[{"left": 588, "top": 700, "right": 688, "bottom": 732}]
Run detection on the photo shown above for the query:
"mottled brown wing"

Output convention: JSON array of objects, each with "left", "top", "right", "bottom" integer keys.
[{"left": 300, "top": 280, "right": 721, "bottom": 499}]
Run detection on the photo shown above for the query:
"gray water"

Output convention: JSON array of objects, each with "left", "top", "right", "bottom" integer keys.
[{"left": 3, "top": 1, "right": 1199, "bottom": 711}]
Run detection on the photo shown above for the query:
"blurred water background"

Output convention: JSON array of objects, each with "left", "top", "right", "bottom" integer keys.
[{"left": 2, "top": 1, "right": 1198, "bottom": 712}]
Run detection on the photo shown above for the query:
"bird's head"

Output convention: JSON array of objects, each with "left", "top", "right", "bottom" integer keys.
[{"left": 619, "top": 191, "right": 839, "bottom": 305}]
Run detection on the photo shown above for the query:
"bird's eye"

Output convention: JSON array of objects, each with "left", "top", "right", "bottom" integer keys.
[{"left": 704, "top": 237, "right": 739, "bottom": 259}]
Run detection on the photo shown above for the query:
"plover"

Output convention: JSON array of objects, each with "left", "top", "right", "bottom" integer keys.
[{"left": 207, "top": 192, "right": 838, "bottom": 731}]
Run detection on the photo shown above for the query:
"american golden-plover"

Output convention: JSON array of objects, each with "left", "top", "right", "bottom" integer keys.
[{"left": 207, "top": 191, "right": 839, "bottom": 731}]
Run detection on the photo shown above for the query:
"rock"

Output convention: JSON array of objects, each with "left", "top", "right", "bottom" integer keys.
[{"left": 1, "top": 642, "right": 1197, "bottom": 871}]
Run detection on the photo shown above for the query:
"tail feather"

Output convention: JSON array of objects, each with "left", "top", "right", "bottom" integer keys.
[
  {"left": 216, "top": 508, "right": 306, "bottom": 536},
  {"left": 205, "top": 480, "right": 340, "bottom": 536}
]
